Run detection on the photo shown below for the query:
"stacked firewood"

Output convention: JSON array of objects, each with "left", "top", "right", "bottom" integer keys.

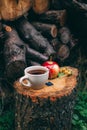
[{"left": 0, "top": 0, "right": 78, "bottom": 81}]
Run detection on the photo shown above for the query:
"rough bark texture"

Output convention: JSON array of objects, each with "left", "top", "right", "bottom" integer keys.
[
  {"left": 0, "top": 0, "right": 32, "bottom": 21},
  {"left": 4, "top": 27, "right": 26, "bottom": 80},
  {"left": 15, "top": 17, "right": 49, "bottom": 52},
  {"left": 0, "top": 24, "right": 5, "bottom": 78},
  {"left": 43, "top": 42, "right": 56, "bottom": 58},
  {"left": 25, "top": 44, "right": 48, "bottom": 64},
  {"left": 32, "top": 22, "right": 58, "bottom": 38},
  {"left": 0, "top": 80, "right": 14, "bottom": 116},
  {"left": 32, "top": 0, "right": 50, "bottom": 14},
  {"left": 14, "top": 67, "right": 78, "bottom": 130},
  {"left": 37, "top": 10, "right": 67, "bottom": 27}
]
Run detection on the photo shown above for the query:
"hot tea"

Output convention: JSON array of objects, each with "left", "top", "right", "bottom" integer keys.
[
  {"left": 28, "top": 69, "right": 46, "bottom": 75},
  {"left": 20, "top": 66, "right": 49, "bottom": 89}
]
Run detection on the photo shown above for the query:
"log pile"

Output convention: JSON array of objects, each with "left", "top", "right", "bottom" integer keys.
[
  {"left": 0, "top": 1, "right": 80, "bottom": 129},
  {"left": 0, "top": 0, "right": 78, "bottom": 82}
]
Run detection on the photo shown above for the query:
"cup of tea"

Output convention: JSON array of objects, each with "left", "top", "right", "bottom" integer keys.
[{"left": 19, "top": 66, "right": 49, "bottom": 89}]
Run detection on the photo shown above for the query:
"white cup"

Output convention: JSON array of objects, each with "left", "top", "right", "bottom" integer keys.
[{"left": 19, "top": 66, "right": 49, "bottom": 89}]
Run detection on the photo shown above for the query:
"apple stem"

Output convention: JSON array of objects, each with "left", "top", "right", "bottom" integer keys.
[{"left": 50, "top": 56, "right": 52, "bottom": 61}]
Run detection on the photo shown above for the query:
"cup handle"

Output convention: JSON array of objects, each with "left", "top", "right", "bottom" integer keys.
[{"left": 19, "top": 75, "right": 31, "bottom": 87}]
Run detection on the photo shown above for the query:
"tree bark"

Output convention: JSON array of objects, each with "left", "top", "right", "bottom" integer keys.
[
  {"left": 0, "top": 79, "right": 14, "bottom": 116},
  {"left": 32, "top": 0, "right": 50, "bottom": 14},
  {"left": 72, "top": 0, "right": 87, "bottom": 12},
  {"left": 4, "top": 26, "right": 26, "bottom": 81},
  {"left": 25, "top": 44, "right": 48, "bottom": 64},
  {"left": 37, "top": 10, "right": 67, "bottom": 27},
  {"left": 0, "top": 52, "right": 4, "bottom": 78},
  {"left": 15, "top": 17, "right": 49, "bottom": 53},
  {"left": 0, "top": 22, "right": 6, "bottom": 42},
  {"left": 14, "top": 67, "right": 78, "bottom": 130},
  {"left": 32, "top": 22, "right": 58, "bottom": 38},
  {"left": 68, "top": 37, "right": 78, "bottom": 50},
  {"left": 0, "top": 23, "right": 5, "bottom": 78},
  {"left": 43, "top": 42, "right": 56, "bottom": 58}
]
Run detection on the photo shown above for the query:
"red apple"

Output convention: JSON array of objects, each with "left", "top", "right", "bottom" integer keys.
[{"left": 42, "top": 61, "right": 60, "bottom": 79}]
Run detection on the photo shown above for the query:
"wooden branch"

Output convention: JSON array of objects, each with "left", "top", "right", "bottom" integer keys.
[
  {"left": 25, "top": 44, "right": 48, "bottom": 63},
  {"left": 15, "top": 17, "right": 49, "bottom": 52},
  {"left": 43, "top": 41, "right": 56, "bottom": 58},
  {"left": 73, "top": 0, "right": 87, "bottom": 12},
  {"left": 61, "top": 0, "right": 87, "bottom": 12},
  {"left": 32, "top": 22, "right": 58, "bottom": 38},
  {"left": 32, "top": 0, "right": 50, "bottom": 14},
  {"left": 3, "top": 26, "right": 26, "bottom": 80},
  {"left": 37, "top": 10, "right": 67, "bottom": 26}
]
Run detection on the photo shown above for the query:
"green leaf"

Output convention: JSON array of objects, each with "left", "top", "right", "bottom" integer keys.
[
  {"left": 58, "top": 72, "right": 65, "bottom": 77},
  {"left": 73, "top": 114, "right": 79, "bottom": 120},
  {"left": 81, "top": 125, "right": 87, "bottom": 130},
  {"left": 72, "top": 119, "right": 77, "bottom": 125},
  {"left": 79, "top": 110, "right": 87, "bottom": 118}
]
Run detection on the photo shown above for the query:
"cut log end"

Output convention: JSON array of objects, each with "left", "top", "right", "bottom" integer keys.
[
  {"left": 51, "top": 25, "right": 58, "bottom": 38},
  {"left": 32, "top": 22, "right": 58, "bottom": 38},
  {"left": 0, "top": 0, "right": 32, "bottom": 21},
  {"left": 32, "top": 0, "right": 50, "bottom": 14},
  {"left": 57, "top": 45, "right": 70, "bottom": 60}
]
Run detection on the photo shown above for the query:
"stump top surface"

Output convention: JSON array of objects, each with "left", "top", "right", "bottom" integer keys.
[{"left": 14, "top": 66, "right": 78, "bottom": 101}]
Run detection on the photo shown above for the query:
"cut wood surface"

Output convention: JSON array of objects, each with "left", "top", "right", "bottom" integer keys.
[
  {"left": 14, "top": 67, "right": 78, "bottom": 102},
  {"left": 57, "top": 44, "right": 70, "bottom": 60},
  {"left": 32, "top": 0, "right": 50, "bottom": 14},
  {"left": 32, "top": 22, "right": 58, "bottom": 38},
  {"left": 0, "top": 0, "right": 32, "bottom": 21}
]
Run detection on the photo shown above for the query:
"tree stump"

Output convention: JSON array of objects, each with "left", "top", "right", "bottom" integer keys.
[{"left": 14, "top": 67, "right": 78, "bottom": 130}]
